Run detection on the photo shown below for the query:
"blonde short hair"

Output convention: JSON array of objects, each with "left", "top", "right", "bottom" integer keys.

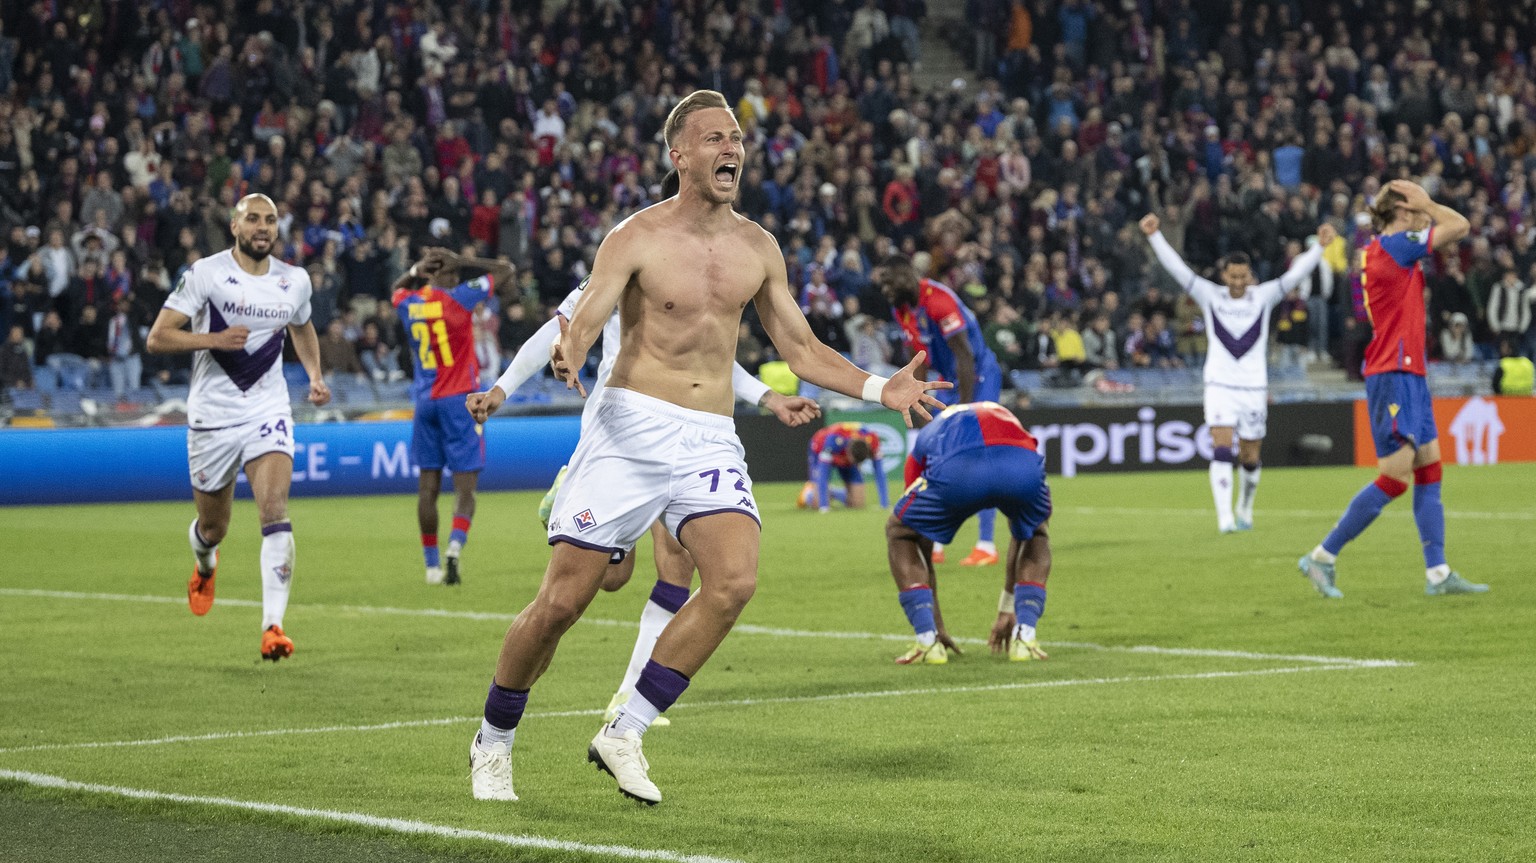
[{"left": 664, "top": 90, "right": 730, "bottom": 149}]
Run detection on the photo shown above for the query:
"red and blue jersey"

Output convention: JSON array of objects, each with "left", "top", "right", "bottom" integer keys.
[
  {"left": 892, "top": 278, "right": 997, "bottom": 386},
  {"left": 1360, "top": 228, "right": 1431, "bottom": 378},
  {"left": 810, "top": 422, "right": 882, "bottom": 468},
  {"left": 905, "top": 401, "right": 1037, "bottom": 487},
  {"left": 393, "top": 275, "right": 493, "bottom": 401}
]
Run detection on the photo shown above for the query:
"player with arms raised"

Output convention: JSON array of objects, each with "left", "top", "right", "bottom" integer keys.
[
  {"left": 392, "top": 247, "right": 513, "bottom": 586},
  {"left": 1141, "top": 213, "right": 1335, "bottom": 533},
  {"left": 463, "top": 90, "right": 947, "bottom": 805},
  {"left": 885, "top": 401, "right": 1054, "bottom": 665},
  {"left": 876, "top": 256, "right": 1005, "bottom": 565},
  {"left": 1298, "top": 180, "right": 1488, "bottom": 598},
  {"left": 146, "top": 193, "right": 330, "bottom": 661}
]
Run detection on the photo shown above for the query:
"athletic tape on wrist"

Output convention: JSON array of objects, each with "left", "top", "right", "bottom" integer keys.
[
  {"left": 999, "top": 588, "right": 1013, "bottom": 614},
  {"left": 862, "top": 375, "right": 889, "bottom": 403}
]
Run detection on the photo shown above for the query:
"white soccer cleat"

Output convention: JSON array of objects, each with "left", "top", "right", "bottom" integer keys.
[
  {"left": 469, "top": 735, "right": 517, "bottom": 801},
  {"left": 588, "top": 729, "right": 661, "bottom": 805},
  {"left": 425, "top": 565, "right": 445, "bottom": 585}
]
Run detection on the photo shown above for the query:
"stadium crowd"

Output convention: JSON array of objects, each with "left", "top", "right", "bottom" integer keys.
[{"left": 1, "top": 0, "right": 1535, "bottom": 403}]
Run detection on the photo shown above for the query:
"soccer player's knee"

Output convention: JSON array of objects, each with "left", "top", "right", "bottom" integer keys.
[
  {"left": 600, "top": 564, "right": 632, "bottom": 592},
  {"left": 528, "top": 591, "right": 589, "bottom": 633},
  {"left": 703, "top": 570, "right": 756, "bottom": 612},
  {"left": 885, "top": 517, "right": 917, "bottom": 544},
  {"left": 200, "top": 518, "right": 230, "bottom": 544}
]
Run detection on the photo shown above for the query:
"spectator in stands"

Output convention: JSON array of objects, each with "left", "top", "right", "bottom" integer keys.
[
  {"left": 319, "top": 318, "right": 364, "bottom": 379},
  {"left": 1440, "top": 313, "right": 1476, "bottom": 365},
  {"left": 1487, "top": 269, "right": 1531, "bottom": 349},
  {"left": 1143, "top": 313, "right": 1182, "bottom": 369},
  {"left": 1273, "top": 286, "right": 1309, "bottom": 372},
  {"left": 0, "top": 324, "right": 32, "bottom": 391},
  {"left": 103, "top": 296, "right": 144, "bottom": 397},
  {"left": 1082, "top": 314, "right": 1119, "bottom": 370}
]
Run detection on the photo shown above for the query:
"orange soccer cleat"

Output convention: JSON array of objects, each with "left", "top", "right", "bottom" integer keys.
[
  {"left": 796, "top": 482, "right": 816, "bottom": 509},
  {"left": 930, "top": 546, "right": 946, "bottom": 564},
  {"left": 261, "top": 625, "right": 294, "bottom": 662},
  {"left": 187, "top": 555, "right": 217, "bottom": 616},
  {"left": 958, "top": 546, "right": 1000, "bottom": 567}
]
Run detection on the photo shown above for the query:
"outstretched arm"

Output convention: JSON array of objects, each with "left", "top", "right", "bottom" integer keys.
[{"left": 1141, "top": 214, "right": 1203, "bottom": 295}]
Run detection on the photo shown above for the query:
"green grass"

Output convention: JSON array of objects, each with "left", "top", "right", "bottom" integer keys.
[{"left": 2, "top": 464, "right": 1534, "bottom": 862}]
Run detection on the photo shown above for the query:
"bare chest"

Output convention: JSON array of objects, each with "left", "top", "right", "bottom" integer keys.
[{"left": 640, "top": 236, "right": 764, "bottom": 311}]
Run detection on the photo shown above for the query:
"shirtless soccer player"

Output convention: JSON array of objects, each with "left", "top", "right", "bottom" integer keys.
[
  {"left": 147, "top": 193, "right": 331, "bottom": 661},
  {"left": 1140, "top": 213, "right": 1334, "bottom": 533},
  {"left": 463, "top": 90, "right": 948, "bottom": 805}
]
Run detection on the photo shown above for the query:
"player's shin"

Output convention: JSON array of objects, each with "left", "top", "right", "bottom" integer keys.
[
  {"left": 479, "top": 680, "right": 529, "bottom": 746},
  {"left": 607, "top": 659, "right": 690, "bottom": 738},
  {"left": 1321, "top": 474, "right": 1407, "bottom": 556},
  {"left": 1412, "top": 463, "right": 1449, "bottom": 581},
  {"left": 1209, "top": 447, "right": 1236, "bottom": 530},
  {"left": 617, "top": 581, "right": 690, "bottom": 698},
  {"left": 1013, "top": 581, "right": 1047, "bottom": 643},
  {"left": 1237, "top": 462, "right": 1261, "bottom": 521},
  {"left": 189, "top": 519, "right": 218, "bottom": 573},
  {"left": 975, "top": 508, "right": 997, "bottom": 553},
  {"left": 447, "top": 514, "right": 472, "bottom": 556},
  {"left": 259, "top": 522, "right": 294, "bottom": 630},
  {"left": 898, "top": 585, "right": 938, "bottom": 646}
]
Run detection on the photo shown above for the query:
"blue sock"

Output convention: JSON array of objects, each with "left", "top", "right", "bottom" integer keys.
[
  {"left": 829, "top": 487, "right": 848, "bottom": 505},
  {"left": 1014, "top": 582, "right": 1047, "bottom": 629},
  {"left": 897, "top": 586, "right": 936, "bottom": 638},
  {"left": 977, "top": 508, "right": 996, "bottom": 543},
  {"left": 1413, "top": 481, "right": 1446, "bottom": 568},
  {"left": 422, "top": 534, "right": 440, "bottom": 568},
  {"left": 1322, "top": 476, "right": 1406, "bottom": 556},
  {"left": 449, "top": 514, "right": 471, "bottom": 548}
]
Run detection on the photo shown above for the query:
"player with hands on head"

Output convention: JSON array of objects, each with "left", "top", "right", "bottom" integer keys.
[
  {"left": 886, "top": 401, "right": 1054, "bottom": 665},
  {"left": 146, "top": 193, "right": 330, "bottom": 662},
  {"left": 392, "top": 245, "right": 514, "bottom": 586},
  {"left": 1299, "top": 179, "right": 1488, "bottom": 598},
  {"left": 1140, "top": 211, "right": 1334, "bottom": 534},
  {"left": 465, "top": 96, "right": 937, "bottom": 808}
]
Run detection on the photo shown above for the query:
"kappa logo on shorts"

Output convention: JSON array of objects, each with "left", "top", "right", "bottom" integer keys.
[
  {"left": 196, "top": 470, "right": 208, "bottom": 484},
  {"left": 574, "top": 509, "right": 598, "bottom": 532}
]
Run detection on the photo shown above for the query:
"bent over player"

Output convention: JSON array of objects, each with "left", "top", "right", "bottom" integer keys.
[
  {"left": 463, "top": 90, "right": 946, "bottom": 806},
  {"left": 1141, "top": 213, "right": 1335, "bottom": 533},
  {"left": 798, "top": 421, "right": 889, "bottom": 511},
  {"left": 392, "top": 247, "right": 514, "bottom": 585},
  {"left": 146, "top": 193, "right": 331, "bottom": 661},
  {"left": 1299, "top": 180, "right": 1488, "bottom": 598},
  {"left": 885, "top": 401, "right": 1054, "bottom": 665}
]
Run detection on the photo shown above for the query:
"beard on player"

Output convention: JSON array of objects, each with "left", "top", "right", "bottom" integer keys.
[{"left": 235, "top": 232, "right": 273, "bottom": 262}]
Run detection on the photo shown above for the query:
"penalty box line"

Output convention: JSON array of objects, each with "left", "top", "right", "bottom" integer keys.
[
  {"left": 0, "top": 662, "right": 1402, "bottom": 756},
  {"left": 0, "top": 588, "right": 1412, "bottom": 669},
  {"left": 0, "top": 768, "right": 746, "bottom": 863}
]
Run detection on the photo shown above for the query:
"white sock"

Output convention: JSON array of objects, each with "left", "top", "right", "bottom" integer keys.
[
  {"left": 1014, "top": 624, "right": 1037, "bottom": 642},
  {"left": 446, "top": 540, "right": 463, "bottom": 558},
  {"left": 974, "top": 540, "right": 997, "bottom": 554},
  {"left": 260, "top": 523, "right": 295, "bottom": 630},
  {"left": 915, "top": 630, "right": 937, "bottom": 647},
  {"left": 1209, "top": 461, "right": 1235, "bottom": 528},
  {"left": 1311, "top": 545, "right": 1337, "bottom": 564},
  {"left": 605, "top": 691, "right": 663, "bottom": 738},
  {"left": 1426, "top": 564, "right": 1450, "bottom": 584},
  {"left": 1237, "top": 465, "right": 1262, "bottom": 521},
  {"left": 617, "top": 601, "right": 677, "bottom": 698},
  {"left": 477, "top": 722, "right": 515, "bottom": 748},
  {"left": 933, "top": 542, "right": 945, "bottom": 556},
  {"left": 189, "top": 519, "right": 217, "bottom": 574}
]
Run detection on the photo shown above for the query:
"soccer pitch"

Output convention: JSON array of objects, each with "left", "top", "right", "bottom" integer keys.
[{"left": 2, "top": 464, "right": 1533, "bottom": 862}]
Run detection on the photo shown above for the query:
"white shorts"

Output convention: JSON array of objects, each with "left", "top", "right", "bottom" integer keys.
[
  {"left": 187, "top": 413, "right": 296, "bottom": 493},
  {"left": 547, "top": 388, "right": 760, "bottom": 559},
  {"left": 1204, "top": 386, "right": 1267, "bottom": 441}
]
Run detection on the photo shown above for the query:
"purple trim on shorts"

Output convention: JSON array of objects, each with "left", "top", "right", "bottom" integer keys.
[
  {"left": 634, "top": 659, "right": 691, "bottom": 713},
  {"left": 548, "top": 534, "right": 629, "bottom": 563},
  {"left": 261, "top": 521, "right": 292, "bottom": 536},
  {"left": 674, "top": 507, "right": 762, "bottom": 538},
  {"left": 649, "top": 581, "right": 690, "bottom": 614}
]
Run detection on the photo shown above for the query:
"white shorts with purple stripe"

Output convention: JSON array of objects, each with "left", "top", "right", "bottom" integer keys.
[
  {"left": 546, "top": 388, "right": 760, "bottom": 560},
  {"left": 187, "top": 412, "right": 296, "bottom": 493}
]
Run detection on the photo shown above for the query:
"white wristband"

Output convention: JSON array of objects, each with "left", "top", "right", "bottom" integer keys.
[
  {"left": 999, "top": 588, "right": 1014, "bottom": 615},
  {"left": 861, "top": 374, "right": 888, "bottom": 403}
]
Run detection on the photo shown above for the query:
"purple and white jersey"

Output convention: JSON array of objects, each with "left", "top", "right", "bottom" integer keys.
[
  {"left": 163, "top": 249, "right": 313, "bottom": 430},
  {"left": 1149, "top": 231, "right": 1323, "bottom": 391}
]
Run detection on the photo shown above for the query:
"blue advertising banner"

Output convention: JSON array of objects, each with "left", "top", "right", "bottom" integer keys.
[{"left": 0, "top": 416, "right": 582, "bottom": 505}]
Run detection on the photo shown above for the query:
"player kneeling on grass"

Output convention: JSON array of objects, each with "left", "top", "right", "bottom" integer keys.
[
  {"left": 798, "top": 422, "right": 889, "bottom": 511},
  {"left": 886, "top": 401, "right": 1053, "bottom": 665}
]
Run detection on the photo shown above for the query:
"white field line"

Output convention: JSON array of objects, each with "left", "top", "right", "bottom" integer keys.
[
  {"left": 0, "top": 663, "right": 1399, "bottom": 756},
  {"left": 1059, "top": 505, "right": 1536, "bottom": 521},
  {"left": 0, "top": 769, "right": 745, "bottom": 863},
  {"left": 0, "top": 588, "right": 1411, "bottom": 669}
]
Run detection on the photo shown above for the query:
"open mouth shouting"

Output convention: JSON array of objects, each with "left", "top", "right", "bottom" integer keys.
[{"left": 713, "top": 162, "right": 739, "bottom": 188}]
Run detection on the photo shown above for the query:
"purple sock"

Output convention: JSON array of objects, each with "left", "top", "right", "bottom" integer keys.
[
  {"left": 1213, "top": 446, "right": 1235, "bottom": 464},
  {"left": 483, "top": 680, "right": 529, "bottom": 730},
  {"left": 649, "top": 581, "right": 689, "bottom": 614},
  {"left": 634, "top": 659, "right": 691, "bottom": 713}
]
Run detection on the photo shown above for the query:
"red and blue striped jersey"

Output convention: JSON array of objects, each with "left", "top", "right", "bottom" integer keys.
[
  {"left": 892, "top": 278, "right": 994, "bottom": 383},
  {"left": 905, "top": 401, "right": 1037, "bottom": 486},
  {"left": 810, "top": 422, "right": 883, "bottom": 468},
  {"left": 1360, "top": 228, "right": 1431, "bottom": 378},
  {"left": 393, "top": 275, "right": 493, "bottom": 400}
]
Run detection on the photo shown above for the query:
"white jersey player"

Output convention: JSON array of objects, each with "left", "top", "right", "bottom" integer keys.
[
  {"left": 147, "top": 194, "right": 331, "bottom": 661},
  {"left": 469, "top": 273, "right": 819, "bottom": 727},
  {"left": 1140, "top": 213, "right": 1334, "bottom": 533}
]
